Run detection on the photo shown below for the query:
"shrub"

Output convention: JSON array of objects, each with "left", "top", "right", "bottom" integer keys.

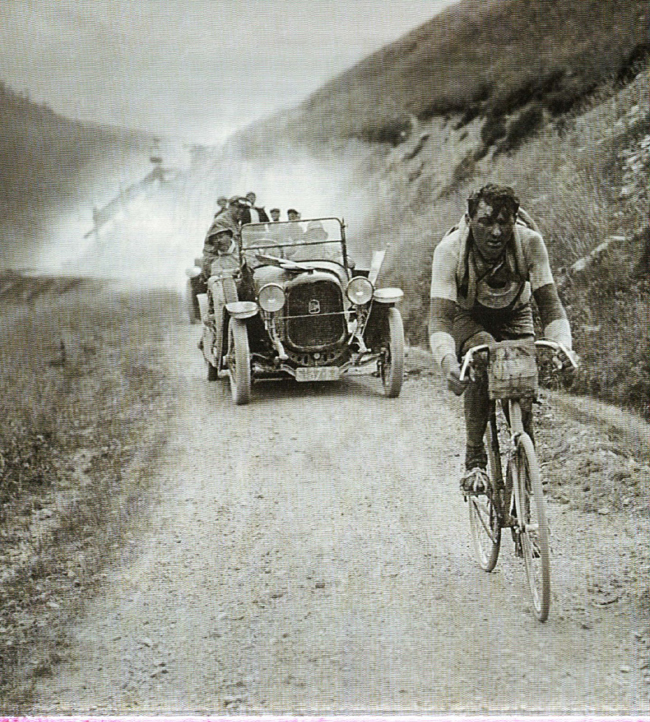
[
  {"left": 354, "top": 117, "right": 412, "bottom": 146},
  {"left": 480, "top": 114, "right": 507, "bottom": 147},
  {"left": 500, "top": 103, "right": 545, "bottom": 152}
]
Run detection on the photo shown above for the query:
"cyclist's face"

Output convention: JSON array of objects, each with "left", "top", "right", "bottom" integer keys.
[{"left": 470, "top": 200, "right": 515, "bottom": 261}]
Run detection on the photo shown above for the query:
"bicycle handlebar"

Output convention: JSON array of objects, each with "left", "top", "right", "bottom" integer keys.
[{"left": 459, "top": 339, "right": 578, "bottom": 382}]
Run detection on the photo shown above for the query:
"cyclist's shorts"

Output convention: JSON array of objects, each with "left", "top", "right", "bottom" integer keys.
[{"left": 455, "top": 302, "right": 534, "bottom": 357}]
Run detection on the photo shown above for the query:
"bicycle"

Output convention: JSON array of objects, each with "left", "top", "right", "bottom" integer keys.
[{"left": 459, "top": 338, "right": 578, "bottom": 622}]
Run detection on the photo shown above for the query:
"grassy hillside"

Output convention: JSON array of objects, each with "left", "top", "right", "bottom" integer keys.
[
  {"left": 238, "top": 0, "right": 649, "bottom": 152},
  {"left": 0, "top": 81, "right": 151, "bottom": 267},
  {"left": 231, "top": 0, "right": 650, "bottom": 418},
  {"left": 370, "top": 68, "right": 650, "bottom": 416}
]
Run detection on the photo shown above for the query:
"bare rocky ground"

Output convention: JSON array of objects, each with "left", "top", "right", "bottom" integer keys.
[{"left": 5, "top": 322, "right": 650, "bottom": 714}]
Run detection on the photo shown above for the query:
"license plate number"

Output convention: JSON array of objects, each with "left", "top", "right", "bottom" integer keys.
[{"left": 295, "top": 366, "right": 340, "bottom": 382}]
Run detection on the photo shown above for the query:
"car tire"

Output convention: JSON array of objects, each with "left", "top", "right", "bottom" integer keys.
[
  {"left": 380, "top": 307, "right": 405, "bottom": 398},
  {"left": 207, "top": 362, "right": 219, "bottom": 381},
  {"left": 228, "top": 318, "right": 251, "bottom": 405}
]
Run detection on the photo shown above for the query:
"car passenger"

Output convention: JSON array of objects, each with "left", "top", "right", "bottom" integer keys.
[
  {"left": 242, "top": 192, "right": 269, "bottom": 224},
  {"left": 215, "top": 196, "right": 229, "bottom": 217}
]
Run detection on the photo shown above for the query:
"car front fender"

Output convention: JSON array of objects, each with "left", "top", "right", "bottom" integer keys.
[
  {"left": 373, "top": 287, "right": 404, "bottom": 304},
  {"left": 226, "top": 301, "right": 258, "bottom": 319}
]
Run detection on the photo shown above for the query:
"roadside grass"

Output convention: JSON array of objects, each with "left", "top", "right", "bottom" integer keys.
[{"left": 0, "top": 275, "right": 180, "bottom": 705}]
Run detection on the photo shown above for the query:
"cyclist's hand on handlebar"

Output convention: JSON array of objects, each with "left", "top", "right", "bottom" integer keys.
[
  {"left": 553, "top": 347, "right": 579, "bottom": 372},
  {"left": 442, "top": 355, "right": 469, "bottom": 396},
  {"left": 564, "top": 348, "right": 580, "bottom": 371}
]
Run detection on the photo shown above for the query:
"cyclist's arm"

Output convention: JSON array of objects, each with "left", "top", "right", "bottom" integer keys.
[
  {"left": 429, "top": 239, "right": 459, "bottom": 368},
  {"left": 526, "top": 232, "right": 572, "bottom": 349}
]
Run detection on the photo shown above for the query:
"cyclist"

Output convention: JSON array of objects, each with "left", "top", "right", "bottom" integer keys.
[{"left": 429, "top": 184, "right": 574, "bottom": 494}]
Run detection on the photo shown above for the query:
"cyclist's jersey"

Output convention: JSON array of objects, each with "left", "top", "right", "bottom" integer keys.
[
  {"left": 429, "top": 213, "right": 571, "bottom": 365},
  {"left": 430, "top": 214, "right": 554, "bottom": 311}
]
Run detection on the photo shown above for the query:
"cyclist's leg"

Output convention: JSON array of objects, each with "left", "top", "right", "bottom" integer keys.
[
  {"left": 460, "top": 330, "right": 494, "bottom": 452},
  {"left": 457, "top": 329, "right": 495, "bottom": 492}
]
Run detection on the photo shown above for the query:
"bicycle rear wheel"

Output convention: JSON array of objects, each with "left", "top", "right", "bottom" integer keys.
[
  {"left": 514, "top": 432, "right": 550, "bottom": 621},
  {"left": 468, "top": 419, "right": 502, "bottom": 571}
]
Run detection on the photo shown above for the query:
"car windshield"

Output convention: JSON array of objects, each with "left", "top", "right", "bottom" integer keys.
[{"left": 241, "top": 218, "right": 344, "bottom": 266}]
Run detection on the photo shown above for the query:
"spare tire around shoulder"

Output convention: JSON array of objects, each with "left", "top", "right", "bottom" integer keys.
[{"left": 221, "top": 276, "right": 239, "bottom": 305}]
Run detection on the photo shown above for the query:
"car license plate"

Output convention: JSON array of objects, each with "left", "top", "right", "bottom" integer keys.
[{"left": 295, "top": 367, "right": 340, "bottom": 382}]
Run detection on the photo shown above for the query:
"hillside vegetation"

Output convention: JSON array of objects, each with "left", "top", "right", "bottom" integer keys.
[
  {"left": 240, "top": 0, "right": 649, "bottom": 151},
  {"left": 232, "top": 0, "right": 650, "bottom": 418},
  {"left": 0, "top": 81, "right": 151, "bottom": 267}
]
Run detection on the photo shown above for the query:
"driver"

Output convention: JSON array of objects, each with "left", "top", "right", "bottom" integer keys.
[
  {"left": 429, "top": 183, "right": 574, "bottom": 494},
  {"left": 291, "top": 220, "right": 336, "bottom": 261}
]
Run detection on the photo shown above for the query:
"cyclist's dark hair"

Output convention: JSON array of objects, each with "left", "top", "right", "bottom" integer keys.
[{"left": 468, "top": 183, "right": 519, "bottom": 218}]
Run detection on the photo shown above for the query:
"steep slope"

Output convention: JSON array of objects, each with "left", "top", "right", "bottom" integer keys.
[{"left": 239, "top": 0, "right": 649, "bottom": 151}]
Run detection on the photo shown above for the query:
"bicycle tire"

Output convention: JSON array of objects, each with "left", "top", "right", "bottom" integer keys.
[
  {"left": 514, "top": 432, "right": 551, "bottom": 621},
  {"left": 468, "top": 418, "right": 502, "bottom": 571}
]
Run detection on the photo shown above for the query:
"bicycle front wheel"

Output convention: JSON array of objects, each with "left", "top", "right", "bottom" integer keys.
[
  {"left": 468, "top": 420, "right": 502, "bottom": 571},
  {"left": 514, "top": 433, "right": 550, "bottom": 621}
]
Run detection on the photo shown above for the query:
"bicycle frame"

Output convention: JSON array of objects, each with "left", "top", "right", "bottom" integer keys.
[
  {"left": 460, "top": 338, "right": 575, "bottom": 621},
  {"left": 484, "top": 398, "right": 520, "bottom": 531}
]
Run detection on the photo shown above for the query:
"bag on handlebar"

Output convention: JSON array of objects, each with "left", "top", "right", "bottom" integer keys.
[{"left": 487, "top": 340, "right": 538, "bottom": 400}]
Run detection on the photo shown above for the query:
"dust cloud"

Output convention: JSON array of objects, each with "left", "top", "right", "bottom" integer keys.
[{"left": 34, "top": 137, "right": 379, "bottom": 288}]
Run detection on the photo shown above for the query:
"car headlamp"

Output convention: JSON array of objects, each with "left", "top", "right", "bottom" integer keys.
[
  {"left": 346, "top": 276, "right": 373, "bottom": 305},
  {"left": 258, "top": 283, "right": 286, "bottom": 312}
]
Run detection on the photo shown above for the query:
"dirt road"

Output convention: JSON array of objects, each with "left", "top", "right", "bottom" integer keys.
[{"left": 27, "top": 324, "right": 649, "bottom": 714}]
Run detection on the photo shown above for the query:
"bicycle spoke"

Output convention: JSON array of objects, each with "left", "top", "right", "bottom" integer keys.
[
  {"left": 515, "top": 433, "right": 551, "bottom": 622},
  {"left": 467, "top": 418, "right": 502, "bottom": 572},
  {"left": 471, "top": 497, "right": 499, "bottom": 542}
]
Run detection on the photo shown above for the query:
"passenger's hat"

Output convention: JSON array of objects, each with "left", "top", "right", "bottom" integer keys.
[{"left": 229, "top": 195, "right": 252, "bottom": 207}]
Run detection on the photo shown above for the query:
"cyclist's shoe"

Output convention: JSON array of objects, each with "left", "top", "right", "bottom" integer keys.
[{"left": 460, "top": 466, "right": 489, "bottom": 495}]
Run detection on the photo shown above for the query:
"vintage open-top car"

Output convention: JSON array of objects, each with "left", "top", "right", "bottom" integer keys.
[{"left": 195, "top": 217, "right": 405, "bottom": 405}]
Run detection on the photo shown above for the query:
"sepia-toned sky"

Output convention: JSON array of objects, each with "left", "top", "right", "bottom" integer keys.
[{"left": 0, "top": 0, "right": 457, "bottom": 143}]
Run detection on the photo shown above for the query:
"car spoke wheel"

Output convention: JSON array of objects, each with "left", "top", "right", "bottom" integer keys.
[
  {"left": 379, "top": 307, "right": 405, "bottom": 398},
  {"left": 468, "top": 420, "right": 502, "bottom": 571},
  {"left": 227, "top": 318, "right": 251, "bottom": 405},
  {"left": 514, "top": 432, "right": 550, "bottom": 621}
]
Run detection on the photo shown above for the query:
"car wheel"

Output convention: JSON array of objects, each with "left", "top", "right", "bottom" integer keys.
[
  {"left": 185, "top": 279, "right": 200, "bottom": 324},
  {"left": 227, "top": 318, "right": 251, "bottom": 405},
  {"left": 379, "top": 307, "right": 405, "bottom": 398},
  {"left": 207, "top": 361, "right": 219, "bottom": 381}
]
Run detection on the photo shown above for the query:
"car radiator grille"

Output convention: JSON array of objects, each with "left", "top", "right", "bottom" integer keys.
[{"left": 285, "top": 281, "right": 346, "bottom": 349}]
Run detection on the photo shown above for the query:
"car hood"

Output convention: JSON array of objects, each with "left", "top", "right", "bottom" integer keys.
[{"left": 252, "top": 262, "right": 347, "bottom": 294}]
